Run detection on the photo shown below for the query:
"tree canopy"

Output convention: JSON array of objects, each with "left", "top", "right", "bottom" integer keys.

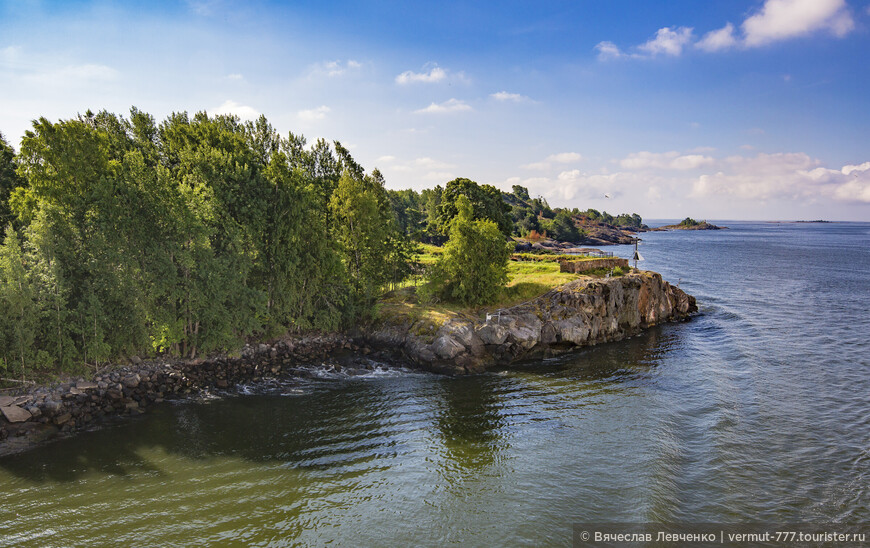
[{"left": 423, "top": 195, "right": 512, "bottom": 306}]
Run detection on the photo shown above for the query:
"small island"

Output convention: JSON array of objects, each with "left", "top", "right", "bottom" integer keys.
[{"left": 659, "top": 217, "right": 726, "bottom": 230}]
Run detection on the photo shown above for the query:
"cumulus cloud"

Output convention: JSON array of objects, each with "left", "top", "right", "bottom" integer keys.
[
  {"left": 504, "top": 170, "right": 655, "bottom": 203},
  {"left": 297, "top": 105, "right": 330, "bottom": 121},
  {"left": 638, "top": 27, "right": 694, "bottom": 56},
  {"left": 491, "top": 91, "right": 529, "bottom": 102},
  {"left": 599, "top": 0, "right": 855, "bottom": 60},
  {"left": 396, "top": 65, "right": 450, "bottom": 84},
  {"left": 691, "top": 152, "right": 870, "bottom": 203},
  {"left": 594, "top": 41, "right": 627, "bottom": 60},
  {"left": 372, "top": 155, "right": 457, "bottom": 188},
  {"left": 620, "top": 151, "right": 714, "bottom": 170},
  {"left": 212, "top": 100, "right": 260, "bottom": 121},
  {"left": 521, "top": 152, "right": 583, "bottom": 171},
  {"left": 743, "top": 0, "right": 854, "bottom": 46},
  {"left": 596, "top": 26, "right": 693, "bottom": 60},
  {"left": 696, "top": 23, "right": 738, "bottom": 52},
  {"left": 415, "top": 98, "right": 472, "bottom": 114},
  {"left": 311, "top": 59, "right": 362, "bottom": 78}
]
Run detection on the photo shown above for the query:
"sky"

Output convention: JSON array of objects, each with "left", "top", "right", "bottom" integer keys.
[{"left": 1, "top": 0, "right": 869, "bottom": 221}]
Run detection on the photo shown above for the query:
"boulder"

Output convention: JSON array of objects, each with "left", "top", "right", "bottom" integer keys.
[
  {"left": 432, "top": 335, "right": 466, "bottom": 360},
  {"left": 122, "top": 374, "right": 140, "bottom": 389},
  {"left": 476, "top": 323, "right": 508, "bottom": 345},
  {"left": 1, "top": 405, "right": 31, "bottom": 423}
]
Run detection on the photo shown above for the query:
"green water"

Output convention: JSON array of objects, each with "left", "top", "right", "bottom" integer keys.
[{"left": 1, "top": 222, "right": 869, "bottom": 546}]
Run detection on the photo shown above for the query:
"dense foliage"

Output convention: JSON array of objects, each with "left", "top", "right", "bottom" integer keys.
[
  {"left": 0, "top": 109, "right": 406, "bottom": 377},
  {"left": 0, "top": 110, "right": 647, "bottom": 380},
  {"left": 422, "top": 195, "right": 512, "bottom": 306}
]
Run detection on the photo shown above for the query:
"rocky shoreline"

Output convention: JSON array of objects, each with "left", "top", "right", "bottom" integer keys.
[
  {"left": 1, "top": 270, "right": 696, "bottom": 456},
  {"left": 362, "top": 271, "right": 696, "bottom": 375},
  {"left": 0, "top": 334, "right": 358, "bottom": 456}
]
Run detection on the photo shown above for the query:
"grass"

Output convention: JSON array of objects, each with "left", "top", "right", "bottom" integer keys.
[{"left": 376, "top": 245, "right": 604, "bottom": 329}]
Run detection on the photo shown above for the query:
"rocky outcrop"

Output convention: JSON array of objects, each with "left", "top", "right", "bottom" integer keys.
[{"left": 362, "top": 271, "right": 696, "bottom": 375}]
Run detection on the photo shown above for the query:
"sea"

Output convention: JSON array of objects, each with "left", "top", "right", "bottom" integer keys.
[{"left": 0, "top": 220, "right": 868, "bottom": 546}]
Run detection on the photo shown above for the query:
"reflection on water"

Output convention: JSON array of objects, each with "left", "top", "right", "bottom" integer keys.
[{"left": 1, "top": 222, "right": 869, "bottom": 546}]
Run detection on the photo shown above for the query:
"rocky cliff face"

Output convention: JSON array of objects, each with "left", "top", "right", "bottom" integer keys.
[{"left": 363, "top": 271, "right": 697, "bottom": 375}]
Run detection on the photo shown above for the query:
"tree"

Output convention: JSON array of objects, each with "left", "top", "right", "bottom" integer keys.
[
  {"left": 0, "top": 227, "right": 40, "bottom": 374},
  {"left": 424, "top": 195, "right": 512, "bottom": 306},
  {"left": 329, "top": 170, "right": 392, "bottom": 314},
  {"left": 547, "top": 210, "right": 581, "bottom": 242},
  {"left": 0, "top": 132, "right": 22, "bottom": 232},
  {"left": 436, "top": 178, "right": 512, "bottom": 236}
]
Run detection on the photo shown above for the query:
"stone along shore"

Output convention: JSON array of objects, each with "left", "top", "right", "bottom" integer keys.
[
  {"left": 1, "top": 270, "right": 696, "bottom": 454},
  {"left": 0, "top": 334, "right": 356, "bottom": 455}
]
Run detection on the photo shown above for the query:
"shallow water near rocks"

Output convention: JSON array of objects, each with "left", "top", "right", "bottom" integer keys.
[{"left": 1, "top": 221, "right": 868, "bottom": 546}]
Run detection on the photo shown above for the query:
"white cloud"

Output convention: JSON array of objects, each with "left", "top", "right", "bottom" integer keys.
[
  {"left": 415, "top": 98, "right": 472, "bottom": 114},
  {"left": 620, "top": 151, "right": 714, "bottom": 170},
  {"left": 213, "top": 100, "right": 260, "bottom": 121},
  {"left": 638, "top": 27, "right": 694, "bottom": 56},
  {"left": 297, "top": 105, "right": 330, "bottom": 121},
  {"left": 594, "top": 41, "right": 627, "bottom": 61},
  {"left": 696, "top": 23, "right": 738, "bottom": 52},
  {"left": 491, "top": 91, "right": 528, "bottom": 102},
  {"left": 521, "top": 152, "right": 582, "bottom": 170},
  {"left": 396, "top": 66, "right": 448, "bottom": 84},
  {"left": 311, "top": 59, "right": 362, "bottom": 78},
  {"left": 226, "top": 73, "right": 244, "bottom": 81},
  {"left": 600, "top": 0, "right": 854, "bottom": 60},
  {"left": 414, "top": 157, "right": 455, "bottom": 169},
  {"left": 373, "top": 155, "right": 457, "bottom": 189},
  {"left": 691, "top": 152, "right": 870, "bottom": 203},
  {"left": 742, "top": 0, "right": 854, "bottom": 47},
  {"left": 549, "top": 152, "right": 582, "bottom": 163}
]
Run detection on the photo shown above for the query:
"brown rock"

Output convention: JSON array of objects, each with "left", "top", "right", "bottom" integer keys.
[{"left": 1, "top": 405, "right": 32, "bottom": 423}]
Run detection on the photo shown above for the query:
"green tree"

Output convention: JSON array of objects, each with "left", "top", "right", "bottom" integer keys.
[
  {"left": 0, "top": 132, "right": 23, "bottom": 232},
  {"left": 0, "top": 227, "right": 40, "bottom": 374},
  {"left": 436, "top": 178, "right": 512, "bottom": 236},
  {"left": 548, "top": 210, "right": 581, "bottom": 242},
  {"left": 424, "top": 195, "right": 511, "bottom": 306},
  {"left": 329, "top": 170, "right": 392, "bottom": 314}
]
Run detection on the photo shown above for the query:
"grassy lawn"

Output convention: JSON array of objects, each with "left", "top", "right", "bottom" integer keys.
[{"left": 376, "top": 245, "right": 598, "bottom": 327}]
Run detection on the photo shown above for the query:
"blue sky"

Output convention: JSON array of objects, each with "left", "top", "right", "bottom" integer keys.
[{"left": 1, "top": 0, "right": 869, "bottom": 220}]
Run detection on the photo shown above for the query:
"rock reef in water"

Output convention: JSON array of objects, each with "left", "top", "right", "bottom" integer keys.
[{"left": 363, "top": 271, "right": 697, "bottom": 375}]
